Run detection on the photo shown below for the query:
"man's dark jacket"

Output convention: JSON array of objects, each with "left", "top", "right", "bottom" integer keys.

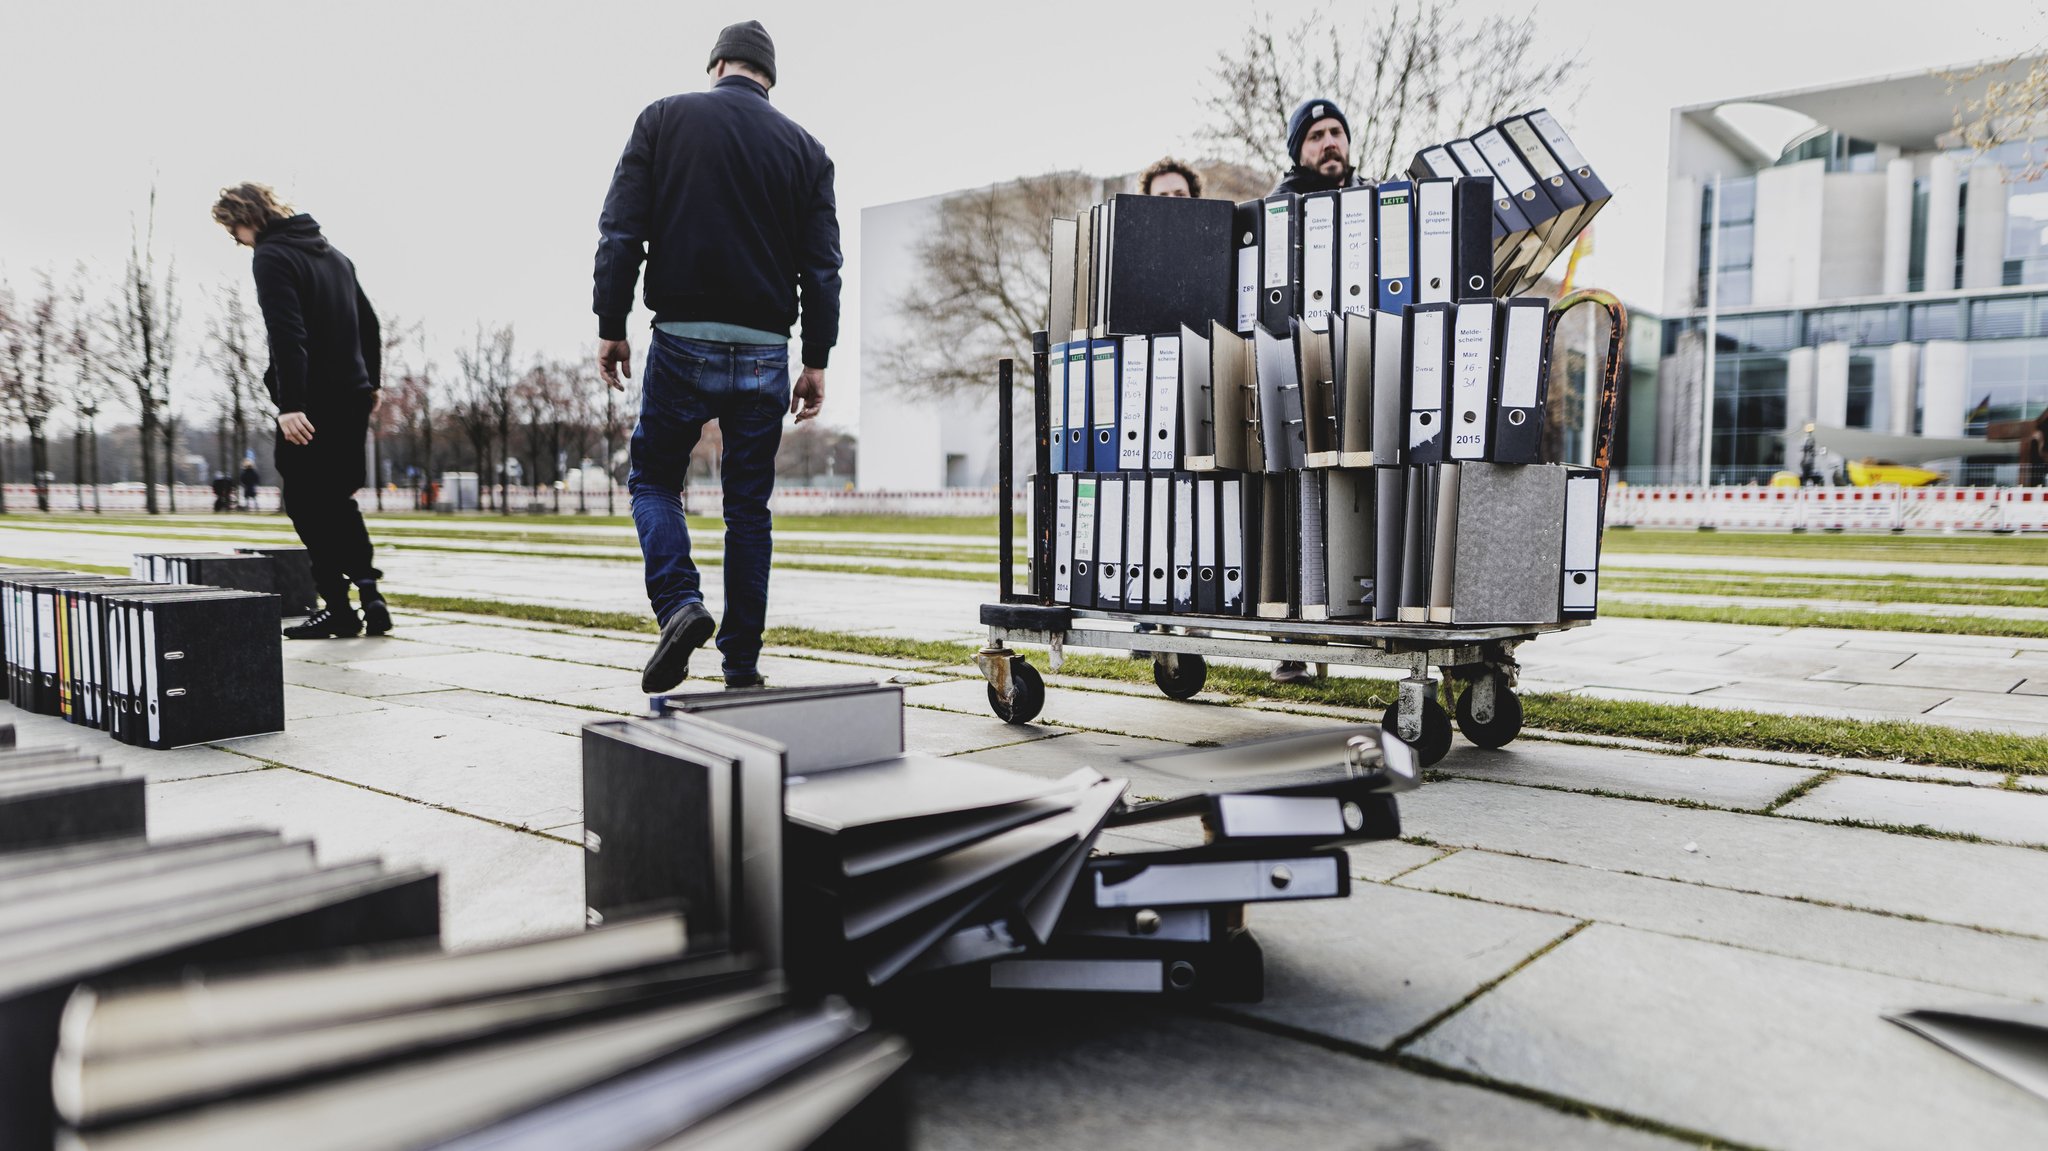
[
  {"left": 1270, "top": 165, "right": 1364, "bottom": 197},
  {"left": 594, "top": 75, "right": 843, "bottom": 370},
  {"left": 251, "top": 215, "right": 379, "bottom": 413}
]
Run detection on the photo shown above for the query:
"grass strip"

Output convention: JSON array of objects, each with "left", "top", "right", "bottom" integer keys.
[
  {"left": 1599, "top": 600, "right": 2048, "bottom": 640},
  {"left": 1608, "top": 574, "right": 2048, "bottom": 610},
  {"left": 381, "top": 596, "right": 2048, "bottom": 774},
  {"left": 1603, "top": 528, "right": 2048, "bottom": 567}
]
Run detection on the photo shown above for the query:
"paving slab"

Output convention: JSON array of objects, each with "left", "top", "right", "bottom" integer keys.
[
  {"left": 386, "top": 689, "right": 609, "bottom": 737},
  {"left": 1921, "top": 689, "right": 2048, "bottom": 726},
  {"left": 1234, "top": 883, "right": 1577, "bottom": 1049},
  {"left": 906, "top": 1006, "right": 1690, "bottom": 1151},
  {"left": 227, "top": 709, "right": 582, "bottom": 830},
  {"left": 952, "top": 731, "right": 1187, "bottom": 790},
  {"left": 1397, "top": 849, "right": 2048, "bottom": 1002},
  {"left": 147, "top": 767, "right": 582, "bottom": 950},
  {"left": 905, "top": 678, "right": 1331, "bottom": 743},
  {"left": 1576, "top": 684, "right": 1916, "bottom": 726},
  {"left": 0, "top": 707, "right": 259, "bottom": 782},
  {"left": 1694, "top": 678, "right": 1949, "bottom": 714},
  {"left": 400, "top": 622, "right": 655, "bottom": 668},
  {"left": 1695, "top": 746, "right": 2010, "bottom": 788},
  {"left": 284, "top": 638, "right": 477, "bottom": 665},
  {"left": 905, "top": 705, "right": 1069, "bottom": 757},
  {"left": 1778, "top": 774, "right": 2048, "bottom": 847},
  {"left": 1437, "top": 739, "right": 1816, "bottom": 810},
  {"left": 1349, "top": 839, "right": 1449, "bottom": 882},
  {"left": 2017, "top": 678, "right": 2048, "bottom": 696},
  {"left": 284, "top": 684, "right": 392, "bottom": 722},
  {"left": 1400, "top": 778, "right": 2048, "bottom": 937},
  {"left": 1815, "top": 656, "right": 2026, "bottom": 694},
  {"left": 337, "top": 650, "right": 632, "bottom": 698},
  {"left": 1407, "top": 924, "right": 2048, "bottom": 1151},
  {"left": 282, "top": 661, "right": 458, "bottom": 698}
]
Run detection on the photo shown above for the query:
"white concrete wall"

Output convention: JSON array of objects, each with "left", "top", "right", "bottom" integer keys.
[
  {"left": 858, "top": 193, "right": 949, "bottom": 491},
  {"left": 1664, "top": 175, "right": 1702, "bottom": 314},
  {"left": 1786, "top": 345, "right": 1818, "bottom": 436},
  {"left": 1921, "top": 340, "right": 1968, "bottom": 437},
  {"left": 1753, "top": 160, "right": 1825, "bottom": 307},
  {"left": 1963, "top": 162, "right": 2009, "bottom": 289},
  {"left": 1882, "top": 158, "right": 1914, "bottom": 294},
  {"left": 1815, "top": 341, "right": 1851, "bottom": 428},
  {"left": 1820, "top": 172, "right": 1887, "bottom": 300},
  {"left": 1925, "top": 154, "right": 1961, "bottom": 292},
  {"left": 1888, "top": 342, "right": 1919, "bottom": 437}
]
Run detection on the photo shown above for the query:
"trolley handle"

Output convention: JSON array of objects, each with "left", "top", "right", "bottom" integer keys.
[{"left": 1546, "top": 290, "right": 1628, "bottom": 543}]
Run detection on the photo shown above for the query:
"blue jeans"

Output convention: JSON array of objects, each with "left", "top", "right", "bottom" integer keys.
[{"left": 629, "top": 331, "right": 789, "bottom": 679}]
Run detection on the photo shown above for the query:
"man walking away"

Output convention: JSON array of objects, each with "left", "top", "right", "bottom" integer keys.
[
  {"left": 593, "top": 19, "right": 839, "bottom": 693},
  {"left": 212, "top": 183, "right": 391, "bottom": 639}
]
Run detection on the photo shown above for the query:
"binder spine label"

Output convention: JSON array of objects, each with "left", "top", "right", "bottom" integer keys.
[
  {"left": 1053, "top": 474, "right": 1076, "bottom": 604},
  {"left": 1236, "top": 243, "right": 1258, "bottom": 333},
  {"left": 1148, "top": 335, "right": 1182, "bottom": 470},
  {"left": 1262, "top": 199, "right": 1291, "bottom": 290},
  {"left": 1500, "top": 306, "right": 1545, "bottom": 408},
  {"left": 1474, "top": 130, "right": 1537, "bottom": 197},
  {"left": 1409, "top": 310, "right": 1448, "bottom": 458},
  {"left": 1450, "top": 302, "right": 1496, "bottom": 461},
  {"left": 1337, "top": 187, "right": 1374, "bottom": 315},
  {"left": 1302, "top": 194, "right": 1336, "bottom": 330},
  {"left": 1529, "top": 109, "right": 1589, "bottom": 169},
  {"left": 1416, "top": 181, "right": 1455, "bottom": 305},
  {"left": 1119, "top": 334, "right": 1150, "bottom": 470}
]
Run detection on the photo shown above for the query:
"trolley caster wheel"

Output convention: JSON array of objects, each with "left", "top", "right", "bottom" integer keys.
[
  {"left": 1455, "top": 678, "right": 1524, "bottom": 750},
  {"left": 1153, "top": 654, "right": 1208, "bottom": 700},
  {"left": 1381, "top": 699, "right": 1452, "bottom": 767},
  {"left": 987, "top": 657, "right": 1046, "bottom": 725}
]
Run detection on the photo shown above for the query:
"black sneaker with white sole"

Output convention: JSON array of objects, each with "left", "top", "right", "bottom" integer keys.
[
  {"left": 284, "top": 606, "right": 364, "bottom": 640},
  {"left": 641, "top": 602, "right": 715, "bottom": 694}
]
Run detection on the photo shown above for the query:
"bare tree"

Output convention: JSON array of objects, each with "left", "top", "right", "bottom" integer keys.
[
  {"left": 1200, "top": 4, "right": 1581, "bottom": 181},
  {"left": 878, "top": 171, "right": 1099, "bottom": 401},
  {"left": 206, "top": 280, "right": 265, "bottom": 484},
  {"left": 0, "top": 281, "right": 20, "bottom": 513},
  {"left": 517, "top": 358, "right": 581, "bottom": 513},
  {"left": 9, "top": 273, "right": 68, "bottom": 511},
  {"left": 1945, "top": 53, "right": 2048, "bottom": 177},
  {"left": 66, "top": 275, "right": 107, "bottom": 512},
  {"left": 454, "top": 324, "right": 516, "bottom": 512},
  {"left": 104, "top": 188, "right": 181, "bottom": 514},
  {"left": 597, "top": 374, "right": 634, "bottom": 516}
]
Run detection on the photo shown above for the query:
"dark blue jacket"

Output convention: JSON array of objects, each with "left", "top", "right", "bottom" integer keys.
[{"left": 593, "top": 76, "right": 842, "bottom": 369}]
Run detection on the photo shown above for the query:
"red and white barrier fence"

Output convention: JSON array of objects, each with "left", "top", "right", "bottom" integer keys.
[{"left": 1609, "top": 485, "right": 2048, "bottom": 532}]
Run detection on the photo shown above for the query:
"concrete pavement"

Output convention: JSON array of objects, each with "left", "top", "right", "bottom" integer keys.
[{"left": 2, "top": 599, "right": 2032, "bottom": 1149}]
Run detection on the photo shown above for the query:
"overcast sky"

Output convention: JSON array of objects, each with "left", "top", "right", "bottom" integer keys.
[{"left": 1, "top": 0, "right": 2040, "bottom": 436}]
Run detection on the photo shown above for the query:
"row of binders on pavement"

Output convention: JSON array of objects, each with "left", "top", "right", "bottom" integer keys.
[
  {"left": 1041, "top": 461, "right": 1602, "bottom": 625},
  {"left": 0, "top": 567, "right": 285, "bottom": 749},
  {"left": 130, "top": 547, "right": 319, "bottom": 616},
  {"left": 1056, "top": 108, "right": 1606, "bottom": 351},
  {"left": 2, "top": 727, "right": 908, "bottom": 1151},
  {"left": 1048, "top": 296, "right": 1559, "bottom": 475},
  {"left": 585, "top": 683, "right": 1416, "bottom": 1002}
]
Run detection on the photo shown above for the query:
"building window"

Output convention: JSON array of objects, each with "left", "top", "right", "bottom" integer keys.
[
  {"left": 1710, "top": 352, "right": 1788, "bottom": 480},
  {"left": 1910, "top": 301, "right": 1962, "bottom": 341},
  {"left": 1846, "top": 354, "right": 1891, "bottom": 431},
  {"left": 1806, "top": 305, "right": 1901, "bottom": 346},
  {"left": 1962, "top": 338, "right": 2048, "bottom": 436},
  {"left": 2005, "top": 186, "right": 2048, "bottom": 286},
  {"left": 1698, "top": 178, "right": 1756, "bottom": 308},
  {"left": 1969, "top": 297, "right": 2030, "bottom": 339},
  {"left": 1909, "top": 181, "right": 1928, "bottom": 293}
]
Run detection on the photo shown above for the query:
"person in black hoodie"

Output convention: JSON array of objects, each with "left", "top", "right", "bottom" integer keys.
[
  {"left": 212, "top": 183, "right": 390, "bottom": 639},
  {"left": 1271, "top": 97, "right": 1363, "bottom": 196}
]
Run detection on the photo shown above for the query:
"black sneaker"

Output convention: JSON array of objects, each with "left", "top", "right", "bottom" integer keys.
[
  {"left": 284, "top": 606, "right": 364, "bottom": 640},
  {"left": 361, "top": 597, "right": 393, "bottom": 637},
  {"left": 723, "top": 672, "right": 766, "bottom": 691},
  {"left": 641, "top": 602, "right": 715, "bottom": 693}
]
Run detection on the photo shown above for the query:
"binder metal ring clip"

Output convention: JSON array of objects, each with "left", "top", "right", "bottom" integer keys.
[{"left": 1508, "top": 409, "right": 1527, "bottom": 426}]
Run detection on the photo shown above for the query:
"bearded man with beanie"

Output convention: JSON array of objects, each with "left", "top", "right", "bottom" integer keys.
[
  {"left": 594, "top": 20, "right": 840, "bottom": 693},
  {"left": 1271, "top": 97, "right": 1362, "bottom": 196},
  {"left": 1266, "top": 97, "right": 1359, "bottom": 683},
  {"left": 212, "top": 182, "right": 390, "bottom": 640}
]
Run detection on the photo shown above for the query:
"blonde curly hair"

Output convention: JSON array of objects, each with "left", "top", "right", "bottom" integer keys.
[{"left": 210, "top": 182, "right": 293, "bottom": 236}]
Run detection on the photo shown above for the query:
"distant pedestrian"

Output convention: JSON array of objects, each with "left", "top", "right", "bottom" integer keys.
[
  {"left": 212, "top": 182, "right": 392, "bottom": 639},
  {"left": 240, "top": 456, "right": 260, "bottom": 509},
  {"left": 211, "top": 473, "right": 233, "bottom": 513},
  {"left": 593, "top": 19, "right": 839, "bottom": 693}
]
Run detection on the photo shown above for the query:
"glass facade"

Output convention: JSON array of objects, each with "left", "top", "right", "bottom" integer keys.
[
  {"left": 1674, "top": 288, "right": 2048, "bottom": 479},
  {"left": 1697, "top": 177, "right": 1756, "bottom": 308}
]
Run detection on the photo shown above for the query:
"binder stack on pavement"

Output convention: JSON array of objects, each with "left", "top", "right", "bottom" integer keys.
[
  {"left": 233, "top": 546, "right": 319, "bottom": 616},
  {"left": 629, "top": 684, "right": 1417, "bottom": 1003}
]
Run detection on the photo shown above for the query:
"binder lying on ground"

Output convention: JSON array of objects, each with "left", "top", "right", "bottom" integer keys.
[
  {"left": 50, "top": 915, "right": 909, "bottom": 1151},
  {"left": 232, "top": 548, "right": 318, "bottom": 615},
  {"left": 0, "top": 829, "right": 439, "bottom": 1150}
]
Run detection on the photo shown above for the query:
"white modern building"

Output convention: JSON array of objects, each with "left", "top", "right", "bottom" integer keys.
[{"left": 1658, "top": 57, "right": 2045, "bottom": 483}]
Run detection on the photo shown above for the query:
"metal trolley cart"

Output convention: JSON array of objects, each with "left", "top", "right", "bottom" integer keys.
[{"left": 974, "top": 290, "right": 1626, "bottom": 767}]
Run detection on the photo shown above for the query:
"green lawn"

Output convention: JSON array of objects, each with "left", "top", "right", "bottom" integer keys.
[{"left": 1604, "top": 528, "right": 2048, "bottom": 567}]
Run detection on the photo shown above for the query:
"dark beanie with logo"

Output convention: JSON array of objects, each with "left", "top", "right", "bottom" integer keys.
[
  {"left": 707, "top": 20, "right": 776, "bottom": 86},
  {"left": 1287, "top": 97, "right": 1350, "bottom": 166}
]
